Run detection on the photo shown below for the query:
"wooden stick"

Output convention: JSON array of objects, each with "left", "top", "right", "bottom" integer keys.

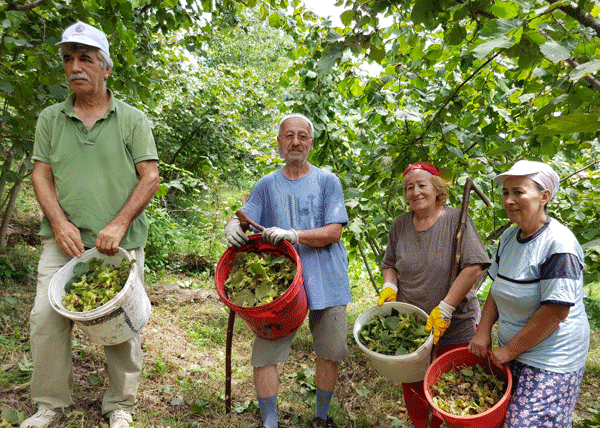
[
  {"left": 235, "top": 209, "right": 265, "bottom": 232},
  {"left": 225, "top": 309, "right": 235, "bottom": 414},
  {"left": 425, "top": 177, "right": 490, "bottom": 428}
]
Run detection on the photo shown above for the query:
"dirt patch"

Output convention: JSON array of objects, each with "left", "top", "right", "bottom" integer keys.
[
  {"left": 5, "top": 209, "right": 42, "bottom": 248},
  {"left": 146, "top": 284, "right": 217, "bottom": 305},
  {"left": 169, "top": 253, "right": 215, "bottom": 275}
]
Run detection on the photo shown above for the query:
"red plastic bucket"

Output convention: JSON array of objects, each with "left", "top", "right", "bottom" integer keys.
[
  {"left": 424, "top": 346, "right": 512, "bottom": 428},
  {"left": 215, "top": 234, "right": 307, "bottom": 340}
]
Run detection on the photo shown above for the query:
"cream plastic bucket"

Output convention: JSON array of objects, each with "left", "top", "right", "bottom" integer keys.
[
  {"left": 48, "top": 248, "right": 151, "bottom": 346},
  {"left": 353, "top": 302, "right": 434, "bottom": 383}
]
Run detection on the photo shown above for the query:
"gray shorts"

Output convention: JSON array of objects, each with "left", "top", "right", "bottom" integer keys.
[{"left": 251, "top": 305, "right": 349, "bottom": 367}]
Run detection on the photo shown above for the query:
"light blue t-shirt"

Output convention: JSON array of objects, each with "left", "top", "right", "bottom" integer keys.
[
  {"left": 242, "top": 166, "right": 351, "bottom": 310},
  {"left": 489, "top": 218, "right": 590, "bottom": 373}
]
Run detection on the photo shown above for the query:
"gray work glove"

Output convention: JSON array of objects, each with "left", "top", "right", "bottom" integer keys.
[
  {"left": 262, "top": 227, "right": 299, "bottom": 245},
  {"left": 224, "top": 222, "right": 249, "bottom": 248}
]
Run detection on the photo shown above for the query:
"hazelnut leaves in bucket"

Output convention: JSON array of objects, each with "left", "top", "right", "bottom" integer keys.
[
  {"left": 358, "top": 308, "right": 430, "bottom": 355},
  {"left": 62, "top": 257, "right": 135, "bottom": 312},
  {"left": 224, "top": 251, "right": 296, "bottom": 307},
  {"left": 430, "top": 363, "right": 506, "bottom": 415}
]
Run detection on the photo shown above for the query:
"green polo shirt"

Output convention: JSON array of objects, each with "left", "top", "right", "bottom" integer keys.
[{"left": 33, "top": 91, "right": 158, "bottom": 250}]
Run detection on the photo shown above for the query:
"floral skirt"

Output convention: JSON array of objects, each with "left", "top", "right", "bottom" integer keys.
[{"left": 504, "top": 360, "right": 585, "bottom": 428}]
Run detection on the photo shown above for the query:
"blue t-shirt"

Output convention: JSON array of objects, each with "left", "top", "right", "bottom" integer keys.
[
  {"left": 242, "top": 166, "right": 351, "bottom": 310},
  {"left": 489, "top": 218, "right": 590, "bottom": 373}
]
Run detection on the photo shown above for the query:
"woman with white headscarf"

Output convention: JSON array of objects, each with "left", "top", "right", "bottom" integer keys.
[{"left": 469, "top": 160, "right": 590, "bottom": 428}]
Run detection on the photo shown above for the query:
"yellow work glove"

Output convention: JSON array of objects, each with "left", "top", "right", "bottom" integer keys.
[
  {"left": 426, "top": 300, "right": 455, "bottom": 345},
  {"left": 377, "top": 282, "right": 398, "bottom": 306}
]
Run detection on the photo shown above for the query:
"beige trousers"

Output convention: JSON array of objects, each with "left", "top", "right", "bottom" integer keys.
[{"left": 29, "top": 237, "right": 144, "bottom": 415}]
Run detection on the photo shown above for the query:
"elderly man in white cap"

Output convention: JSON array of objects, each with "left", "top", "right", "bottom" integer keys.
[
  {"left": 469, "top": 160, "right": 589, "bottom": 427},
  {"left": 23, "top": 22, "right": 159, "bottom": 428}
]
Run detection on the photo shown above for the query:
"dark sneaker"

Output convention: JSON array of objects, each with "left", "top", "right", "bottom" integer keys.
[{"left": 312, "top": 417, "right": 337, "bottom": 428}]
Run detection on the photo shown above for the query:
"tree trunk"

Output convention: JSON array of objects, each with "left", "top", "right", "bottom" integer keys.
[
  {"left": 0, "top": 150, "right": 14, "bottom": 211},
  {"left": 0, "top": 159, "right": 30, "bottom": 247},
  {"left": 0, "top": 181, "right": 22, "bottom": 247}
]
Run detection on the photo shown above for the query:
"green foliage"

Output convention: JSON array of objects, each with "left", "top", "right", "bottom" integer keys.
[
  {"left": 0, "top": 0, "right": 296, "bottom": 246},
  {"left": 1, "top": 407, "right": 25, "bottom": 426},
  {"left": 188, "top": 319, "right": 227, "bottom": 347},
  {"left": 0, "top": 324, "right": 32, "bottom": 388},
  {"left": 155, "top": 353, "right": 168, "bottom": 375},
  {"left": 574, "top": 405, "right": 600, "bottom": 428},
  {"left": 0, "top": 245, "right": 38, "bottom": 286},
  {"left": 145, "top": 200, "right": 181, "bottom": 272},
  {"left": 145, "top": 163, "right": 242, "bottom": 273},
  {"left": 582, "top": 240, "right": 600, "bottom": 285},
  {"left": 358, "top": 310, "right": 430, "bottom": 355},
  {"left": 62, "top": 257, "right": 134, "bottom": 312},
  {"left": 386, "top": 416, "right": 410, "bottom": 428},
  {"left": 0, "top": 256, "right": 19, "bottom": 285},
  {"left": 430, "top": 363, "right": 506, "bottom": 416},
  {"left": 287, "top": 367, "right": 317, "bottom": 402},
  {"left": 584, "top": 287, "right": 600, "bottom": 331},
  {"left": 224, "top": 252, "right": 296, "bottom": 307},
  {"left": 274, "top": 0, "right": 600, "bottom": 287},
  {"left": 150, "top": 61, "right": 275, "bottom": 186},
  {"left": 0, "top": 292, "right": 32, "bottom": 397},
  {"left": 146, "top": 8, "right": 297, "bottom": 188}
]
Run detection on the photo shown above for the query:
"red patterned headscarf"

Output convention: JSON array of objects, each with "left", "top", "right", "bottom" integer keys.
[{"left": 403, "top": 162, "right": 440, "bottom": 178}]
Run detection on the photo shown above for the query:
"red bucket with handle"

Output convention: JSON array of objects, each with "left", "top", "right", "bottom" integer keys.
[
  {"left": 215, "top": 234, "right": 306, "bottom": 340},
  {"left": 424, "top": 346, "right": 512, "bottom": 428}
]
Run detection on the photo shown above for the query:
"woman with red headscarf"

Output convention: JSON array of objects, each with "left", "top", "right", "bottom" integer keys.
[{"left": 378, "top": 162, "right": 491, "bottom": 428}]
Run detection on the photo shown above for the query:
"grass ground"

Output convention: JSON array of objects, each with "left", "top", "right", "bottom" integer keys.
[
  {"left": 1, "top": 265, "right": 419, "bottom": 428},
  {"left": 1, "top": 189, "right": 599, "bottom": 427},
  {"left": 2, "top": 260, "right": 600, "bottom": 428}
]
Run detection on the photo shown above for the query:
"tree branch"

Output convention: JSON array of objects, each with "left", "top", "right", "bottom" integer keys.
[
  {"left": 560, "top": 160, "right": 600, "bottom": 183},
  {"left": 545, "top": 0, "right": 600, "bottom": 38},
  {"left": 357, "top": 238, "right": 380, "bottom": 295},
  {"left": 539, "top": 28, "right": 600, "bottom": 92},
  {"left": 411, "top": 51, "right": 502, "bottom": 147},
  {"left": 565, "top": 58, "right": 600, "bottom": 92}
]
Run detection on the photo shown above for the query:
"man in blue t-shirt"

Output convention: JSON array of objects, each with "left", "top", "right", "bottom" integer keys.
[{"left": 224, "top": 113, "right": 350, "bottom": 428}]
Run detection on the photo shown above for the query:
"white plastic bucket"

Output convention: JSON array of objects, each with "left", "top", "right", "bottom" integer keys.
[
  {"left": 353, "top": 302, "right": 434, "bottom": 383},
  {"left": 48, "top": 247, "right": 151, "bottom": 346}
]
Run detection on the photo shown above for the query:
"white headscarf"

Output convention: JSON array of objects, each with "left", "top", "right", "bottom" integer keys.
[{"left": 494, "top": 160, "right": 560, "bottom": 200}]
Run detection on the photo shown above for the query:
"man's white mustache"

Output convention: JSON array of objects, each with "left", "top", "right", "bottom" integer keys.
[{"left": 69, "top": 73, "right": 90, "bottom": 81}]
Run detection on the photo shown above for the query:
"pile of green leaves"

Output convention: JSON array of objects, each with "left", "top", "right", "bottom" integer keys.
[
  {"left": 358, "top": 309, "right": 430, "bottom": 355},
  {"left": 62, "top": 257, "right": 135, "bottom": 312},
  {"left": 224, "top": 251, "right": 296, "bottom": 307},
  {"left": 430, "top": 363, "right": 506, "bottom": 416}
]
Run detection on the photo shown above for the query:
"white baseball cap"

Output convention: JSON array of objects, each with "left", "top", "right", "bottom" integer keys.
[
  {"left": 494, "top": 160, "right": 560, "bottom": 200},
  {"left": 56, "top": 22, "right": 110, "bottom": 59}
]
